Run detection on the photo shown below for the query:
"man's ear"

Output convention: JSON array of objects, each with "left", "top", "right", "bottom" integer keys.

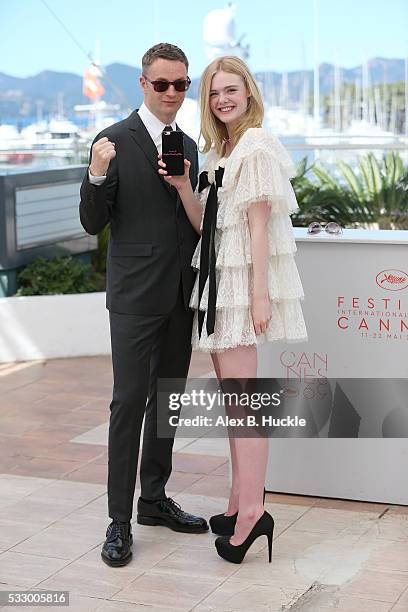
[{"left": 139, "top": 74, "right": 146, "bottom": 90}]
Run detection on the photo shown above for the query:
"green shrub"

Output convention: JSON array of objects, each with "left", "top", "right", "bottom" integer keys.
[
  {"left": 15, "top": 256, "right": 105, "bottom": 296},
  {"left": 292, "top": 152, "right": 408, "bottom": 229}
]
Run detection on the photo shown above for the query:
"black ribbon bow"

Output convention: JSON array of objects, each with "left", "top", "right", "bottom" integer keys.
[{"left": 197, "top": 166, "right": 225, "bottom": 338}]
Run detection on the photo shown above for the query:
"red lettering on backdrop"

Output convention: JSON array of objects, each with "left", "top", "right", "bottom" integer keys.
[
  {"left": 338, "top": 317, "right": 348, "bottom": 329},
  {"left": 337, "top": 296, "right": 403, "bottom": 310},
  {"left": 336, "top": 295, "right": 406, "bottom": 337},
  {"left": 298, "top": 353, "right": 312, "bottom": 368},
  {"left": 279, "top": 351, "right": 296, "bottom": 367}
]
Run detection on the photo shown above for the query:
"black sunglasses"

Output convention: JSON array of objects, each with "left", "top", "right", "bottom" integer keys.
[{"left": 143, "top": 75, "right": 191, "bottom": 93}]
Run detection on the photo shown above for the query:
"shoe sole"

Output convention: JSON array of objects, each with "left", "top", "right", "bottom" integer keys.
[{"left": 137, "top": 514, "right": 209, "bottom": 533}]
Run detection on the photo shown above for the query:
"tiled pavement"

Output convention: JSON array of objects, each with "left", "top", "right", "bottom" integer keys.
[{"left": 0, "top": 355, "right": 407, "bottom": 611}]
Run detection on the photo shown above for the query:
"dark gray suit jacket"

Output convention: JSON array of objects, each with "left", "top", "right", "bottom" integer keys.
[{"left": 79, "top": 109, "right": 199, "bottom": 315}]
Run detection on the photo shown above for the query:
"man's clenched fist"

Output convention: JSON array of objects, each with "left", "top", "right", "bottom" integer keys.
[{"left": 89, "top": 137, "right": 116, "bottom": 177}]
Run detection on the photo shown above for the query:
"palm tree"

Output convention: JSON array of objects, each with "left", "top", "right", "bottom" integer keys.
[{"left": 292, "top": 152, "right": 408, "bottom": 229}]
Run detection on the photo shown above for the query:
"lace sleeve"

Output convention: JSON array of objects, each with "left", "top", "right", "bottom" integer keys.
[{"left": 233, "top": 148, "right": 298, "bottom": 215}]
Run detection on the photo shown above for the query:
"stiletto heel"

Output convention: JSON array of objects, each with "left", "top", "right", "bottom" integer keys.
[
  {"left": 215, "top": 510, "right": 274, "bottom": 564},
  {"left": 267, "top": 530, "right": 273, "bottom": 563},
  {"left": 210, "top": 488, "right": 266, "bottom": 536}
]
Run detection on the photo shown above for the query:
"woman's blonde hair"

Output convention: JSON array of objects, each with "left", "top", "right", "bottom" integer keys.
[{"left": 198, "top": 56, "right": 264, "bottom": 156}]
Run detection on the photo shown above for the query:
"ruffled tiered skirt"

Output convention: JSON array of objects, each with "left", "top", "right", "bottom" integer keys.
[
  {"left": 190, "top": 131, "right": 308, "bottom": 352},
  {"left": 189, "top": 191, "right": 308, "bottom": 353}
]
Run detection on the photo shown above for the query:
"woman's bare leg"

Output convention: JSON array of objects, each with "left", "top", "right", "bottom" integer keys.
[
  {"left": 211, "top": 352, "right": 239, "bottom": 515},
  {"left": 215, "top": 345, "right": 268, "bottom": 545}
]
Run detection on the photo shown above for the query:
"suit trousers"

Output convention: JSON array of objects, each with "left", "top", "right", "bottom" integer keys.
[{"left": 107, "top": 281, "right": 193, "bottom": 521}]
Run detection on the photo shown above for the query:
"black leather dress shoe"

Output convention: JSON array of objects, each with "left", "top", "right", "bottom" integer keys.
[
  {"left": 137, "top": 497, "right": 209, "bottom": 533},
  {"left": 101, "top": 520, "right": 133, "bottom": 567}
]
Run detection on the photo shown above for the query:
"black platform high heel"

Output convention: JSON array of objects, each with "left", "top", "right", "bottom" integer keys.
[
  {"left": 209, "top": 511, "right": 238, "bottom": 536},
  {"left": 215, "top": 510, "right": 274, "bottom": 564},
  {"left": 209, "top": 488, "right": 266, "bottom": 536}
]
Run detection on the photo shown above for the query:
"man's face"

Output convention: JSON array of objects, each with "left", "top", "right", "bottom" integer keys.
[{"left": 140, "top": 58, "right": 188, "bottom": 123}]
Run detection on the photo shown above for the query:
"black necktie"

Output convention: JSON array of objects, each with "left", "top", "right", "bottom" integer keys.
[
  {"left": 197, "top": 167, "right": 225, "bottom": 338},
  {"left": 163, "top": 125, "right": 173, "bottom": 133}
]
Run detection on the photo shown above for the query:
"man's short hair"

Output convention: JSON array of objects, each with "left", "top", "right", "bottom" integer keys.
[{"left": 142, "top": 43, "right": 189, "bottom": 74}]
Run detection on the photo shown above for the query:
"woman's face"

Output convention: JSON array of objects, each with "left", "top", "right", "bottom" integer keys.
[{"left": 209, "top": 70, "right": 249, "bottom": 129}]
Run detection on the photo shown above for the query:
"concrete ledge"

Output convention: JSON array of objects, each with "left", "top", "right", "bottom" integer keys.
[{"left": 0, "top": 292, "right": 110, "bottom": 363}]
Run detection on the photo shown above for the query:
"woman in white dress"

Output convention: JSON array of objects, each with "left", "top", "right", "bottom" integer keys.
[{"left": 159, "top": 56, "right": 307, "bottom": 564}]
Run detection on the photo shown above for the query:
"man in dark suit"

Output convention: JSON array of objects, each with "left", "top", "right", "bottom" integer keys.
[{"left": 79, "top": 43, "right": 208, "bottom": 567}]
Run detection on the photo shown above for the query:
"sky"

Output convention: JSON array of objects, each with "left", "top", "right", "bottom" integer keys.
[{"left": 1, "top": 0, "right": 407, "bottom": 79}]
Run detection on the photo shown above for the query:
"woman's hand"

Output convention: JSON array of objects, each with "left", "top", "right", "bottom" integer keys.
[
  {"left": 251, "top": 293, "right": 272, "bottom": 335},
  {"left": 158, "top": 154, "right": 191, "bottom": 192}
]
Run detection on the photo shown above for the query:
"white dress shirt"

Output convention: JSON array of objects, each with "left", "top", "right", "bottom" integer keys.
[{"left": 88, "top": 102, "right": 177, "bottom": 184}]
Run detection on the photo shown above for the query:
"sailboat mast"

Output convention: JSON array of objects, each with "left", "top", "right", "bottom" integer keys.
[
  {"left": 334, "top": 53, "right": 341, "bottom": 132},
  {"left": 313, "top": 0, "right": 320, "bottom": 130},
  {"left": 362, "top": 59, "right": 369, "bottom": 123},
  {"left": 405, "top": 48, "right": 408, "bottom": 137}
]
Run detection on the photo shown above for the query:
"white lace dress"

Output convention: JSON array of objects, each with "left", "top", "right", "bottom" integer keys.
[{"left": 190, "top": 127, "right": 308, "bottom": 352}]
